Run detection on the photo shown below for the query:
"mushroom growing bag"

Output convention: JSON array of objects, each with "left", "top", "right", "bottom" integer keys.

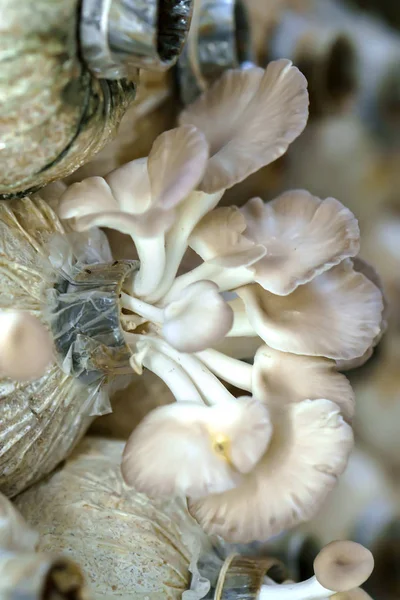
[
  {"left": 14, "top": 437, "right": 212, "bottom": 600},
  {"left": 0, "top": 197, "right": 133, "bottom": 497}
]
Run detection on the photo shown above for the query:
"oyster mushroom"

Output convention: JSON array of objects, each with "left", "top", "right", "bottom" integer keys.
[
  {"left": 179, "top": 59, "right": 309, "bottom": 193},
  {"left": 188, "top": 398, "right": 353, "bottom": 543},
  {"left": 188, "top": 191, "right": 360, "bottom": 297},
  {"left": 53, "top": 59, "right": 383, "bottom": 546},
  {"left": 59, "top": 125, "right": 209, "bottom": 298},
  {"left": 122, "top": 397, "right": 272, "bottom": 498},
  {"left": 313, "top": 541, "right": 374, "bottom": 593},
  {"left": 257, "top": 541, "right": 374, "bottom": 600},
  {"left": 234, "top": 260, "right": 383, "bottom": 362}
]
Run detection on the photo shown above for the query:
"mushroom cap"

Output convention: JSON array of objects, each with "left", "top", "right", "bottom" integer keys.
[
  {"left": 162, "top": 280, "right": 233, "bottom": 353},
  {"left": 59, "top": 125, "right": 209, "bottom": 238},
  {"left": 189, "top": 399, "right": 353, "bottom": 543},
  {"left": 253, "top": 345, "right": 355, "bottom": 422},
  {"left": 179, "top": 60, "right": 308, "bottom": 193},
  {"left": 237, "top": 260, "right": 383, "bottom": 362},
  {"left": 0, "top": 311, "right": 53, "bottom": 382},
  {"left": 240, "top": 191, "right": 360, "bottom": 296},
  {"left": 314, "top": 541, "right": 374, "bottom": 592},
  {"left": 122, "top": 397, "right": 272, "bottom": 499}
]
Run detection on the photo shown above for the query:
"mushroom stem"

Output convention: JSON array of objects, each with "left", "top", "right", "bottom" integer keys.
[
  {"left": 127, "top": 334, "right": 236, "bottom": 406},
  {"left": 258, "top": 576, "right": 335, "bottom": 600},
  {"left": 148, "top": 338, "right": 236, "bottom": 406},
  {"left": 162, "top": 262, "right": 253, "bottom": 304},
  {"left": 147, "top": 190, "right": 224, "bottom": 303},
  {"left": 226, "top": 298, "right": 257, "bottom": 337},
  {"left": 140, "top": 347, "right": 204, "bottom": 403},
  {"left": 131, "top": 235, "right": 166, "bottom": 298},
  {"left": 121, "top": 292, "right": 163, "bottom": 323},
  {"left": 196, "top": 349, "right": 253, "bottom": 391}
]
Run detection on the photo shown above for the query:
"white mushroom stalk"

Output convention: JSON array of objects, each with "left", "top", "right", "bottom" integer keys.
[
  {"left": 259, "top": 577, "right": 334, "bottom": 600},
  {"left": 258, "top": 541, "right": 374, "bottom": 600},
  {"left": 57, "top": 60, "right": 384, "bottom": 543}
]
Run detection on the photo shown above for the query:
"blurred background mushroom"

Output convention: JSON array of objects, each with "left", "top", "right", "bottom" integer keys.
[{"left": 0, "top": 492, "right": 90, "bottom": 600}]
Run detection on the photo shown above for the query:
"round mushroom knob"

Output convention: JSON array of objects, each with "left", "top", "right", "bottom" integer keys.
[
  {"left": 0, "top": 311, "right": 53, "bottom": 382},
  {"left": 314, "top": 541, "right": 374, "bottom": 593}
]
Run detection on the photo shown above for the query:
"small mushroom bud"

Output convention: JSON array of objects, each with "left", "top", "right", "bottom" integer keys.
[
  {"left": 0, "top": 311, "right": 53, "bottom": 382},
  {"left": 314, "top": 541, "right": 374, "bottom": 593}
]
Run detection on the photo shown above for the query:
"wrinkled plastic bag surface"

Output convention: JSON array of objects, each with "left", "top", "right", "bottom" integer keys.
[
  {"left": 15, "top": 437, "right": 213, "bottom": 600},
  {"left": 0, "top": 197, "right": 134, "bottom": 497}
]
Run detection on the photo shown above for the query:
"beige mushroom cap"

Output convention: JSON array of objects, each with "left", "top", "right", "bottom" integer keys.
[
  {"left": 0, "top": 311, "right": 53, "bottom": 382},
  {"left": 314, "top": 541, "right": 374, "bottom": 593},
  {"left": 179, "top": 60, "right": 309, "bottom": 193},
  {"left": 122, "top": 397, "right": 272, "bottom": 499},
  {"left": 189, "top": 399, "right": 353, "bottom": 543},
  {"left": 162, "top": 280, "right": 234, "bottom": 353}
]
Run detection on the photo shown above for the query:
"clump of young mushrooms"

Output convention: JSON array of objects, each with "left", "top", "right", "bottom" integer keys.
[{"left": 58, "top": 59, "right": 384, "bottom": 543}]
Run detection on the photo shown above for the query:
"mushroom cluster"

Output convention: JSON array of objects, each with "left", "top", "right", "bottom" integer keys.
[{"left": 57, "top": 60, "right": 384, "bottom": 543}]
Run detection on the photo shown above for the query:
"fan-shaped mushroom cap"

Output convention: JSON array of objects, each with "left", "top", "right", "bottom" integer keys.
[
  {"left": 122, "top": 397, "right": 272, "bottom": 499},
  {"left": 253, "top": 345, "right": 354, "bottom": 422},
  {"left": 237, "top": 260, "right": 383, "bottom": 362},
  {"left": 240, "top": 191, "right": 360, "bottom": 296},
  {"left": 59, "top": 125, "right": 209, "bottom": 238},
  {"left": 189, "top": 399, "right": 353, "bottom": 542},
  {"left": 180, "top": 60, "right": 309, "bottom": 193}
]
